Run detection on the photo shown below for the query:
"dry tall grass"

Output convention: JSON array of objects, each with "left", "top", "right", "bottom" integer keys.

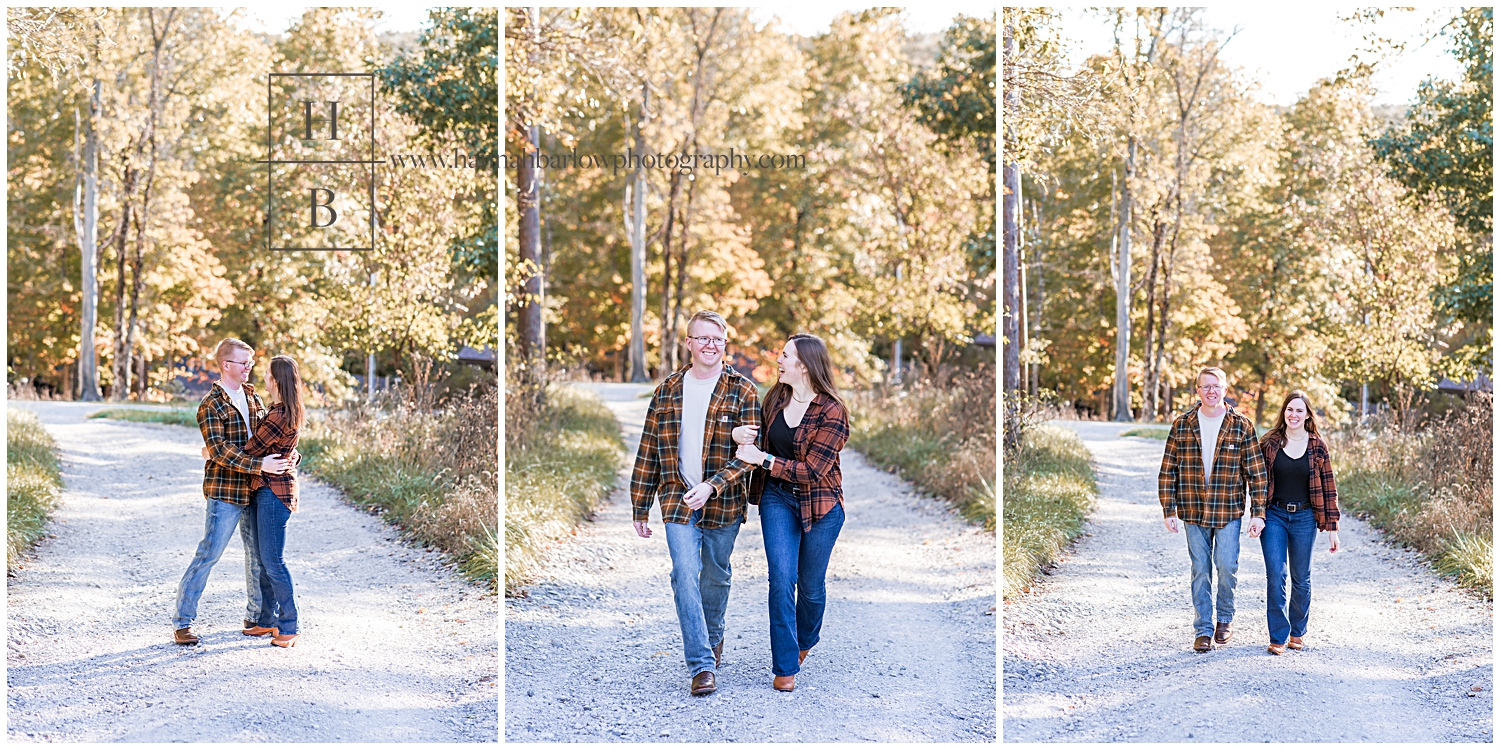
[
  {"left": 849, "top": 364, "right": 997, "bottom": 529},
  {"left": 1328, "top": 393, "right": 1492, "bottom": 598},
  {"left": 504, "top": 384, "right": 623, "bottom": 595},
  {"left": 301, "top": 382, "right": 499, "bottom": 589}
]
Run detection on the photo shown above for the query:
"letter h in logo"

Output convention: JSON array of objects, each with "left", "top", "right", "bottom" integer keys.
[{"left": 264, "top": 72, "right": 376, "bottom": 251}]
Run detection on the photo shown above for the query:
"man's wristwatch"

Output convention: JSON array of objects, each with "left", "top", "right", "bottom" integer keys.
[{"left": 761, "top": 454, "right": 774, "bottom": 471}]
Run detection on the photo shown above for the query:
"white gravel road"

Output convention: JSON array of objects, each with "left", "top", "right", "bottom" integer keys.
[
  {"left": 1003, "top": 419, "right": 1493, "bottom": 743},
  {"left": 6, "top": 401, "right": 498, "bottom": 742},
  {"left": 504, "top": 382, "right": 997, "bottom": 742}
]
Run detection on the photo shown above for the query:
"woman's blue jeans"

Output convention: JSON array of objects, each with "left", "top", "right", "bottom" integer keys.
[
  {"left": 253, "top": 487, "right": 299, "bottom": 635},
  {"left": 759, "top": 482, "right": 844, "bottom": 677},
  {"left": 1260, "top": 504, "right": 1317, "bottom": 644}
]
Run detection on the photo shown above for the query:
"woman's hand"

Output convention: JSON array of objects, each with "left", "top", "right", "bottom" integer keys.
[
  {"left": 260, "top": 454, "right": 292, "bottom": 475},
  {"left": 736, "top": 442, "right": 767, "bottom": 465},
  {"left": 200, "top": 445, "right": 212, "bottom": 461},
  {"left": 1328, "top": 531, "right": 1339, "bottom": 553},
  {"left": 731, "top": 425, "right": 759, "bottom": 446}
]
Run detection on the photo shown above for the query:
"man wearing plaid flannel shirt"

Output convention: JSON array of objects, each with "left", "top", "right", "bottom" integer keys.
[
  {"left": 631, "top": 311, "right": 761, "bottom": 696},
  {"left": 1158, "top": 366, "right": 1269, "bottom": 653},
  {"left": 171, "top": 338, "right": 295, "bottom": 646}
]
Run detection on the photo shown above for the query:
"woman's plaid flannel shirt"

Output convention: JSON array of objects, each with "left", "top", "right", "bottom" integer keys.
[{"left": 745, "top": 389, "right": 850, "bottom": 532}]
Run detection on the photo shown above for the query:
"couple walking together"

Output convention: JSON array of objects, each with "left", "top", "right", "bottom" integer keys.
[
  {"left": 171, "top": 338, "right": 306, "bottom": 648},
  {"left": 631, "top": 310, "right": 849, "bottom": 695},
  {"left": 1159, "top": 366, "right": 1343, "bottom": 655}
]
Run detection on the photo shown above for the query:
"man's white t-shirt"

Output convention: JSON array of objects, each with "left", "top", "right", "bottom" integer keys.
[
  {"left": 1198, "top": 408, "right": 1226, "bottom": 480},
  {"left": 678, "top": 371, "right": 719, "bottom": 488},
  {"left": 222, "top": 381, "right": 250, "bottom": 428}
]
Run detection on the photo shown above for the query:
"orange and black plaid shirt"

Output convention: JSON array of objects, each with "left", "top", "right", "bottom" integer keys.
[
  {"left": 197, "top": 381, "right": 268, "bottom": 506},
  {"left": 630, "top": 367, "right": 762, "bottom": 530},
  {"left": 243, "top": 402, "right": 301, "bottom": 512},
  {"left": 1158, "top": 401, "right": 1269, "bottom": 529},
  {"left": 746, "top": 389, "right": 850, "bottom": 531}
]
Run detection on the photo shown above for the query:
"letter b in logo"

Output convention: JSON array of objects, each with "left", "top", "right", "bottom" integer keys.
[{"left": 310, "top": 187, "right": 338, "bottom": 228}]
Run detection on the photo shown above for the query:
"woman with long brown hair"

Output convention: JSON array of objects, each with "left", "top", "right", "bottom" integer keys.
[
  {"left": 208, "top": 354, "right": 307, "bottom": 647},
  {"left": 1249, "top": 389, "right": 1340, "bottom": 655},
  {"left": 731, "top": 333, "right": 850, "bottom": 692}
]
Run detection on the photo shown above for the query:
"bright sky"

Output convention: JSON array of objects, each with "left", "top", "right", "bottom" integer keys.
[
  {"left": 226, "top": 3, "right": 432, "bottom": 36},
  {"left": 227, "top": 4, "right": 991, "bottom": 39},
  {"left": 751, "top": 4, "right": 993, "bottom": 36},
  {"left": 1056, "top": 7, "right": 1464, "bottom": 106}
]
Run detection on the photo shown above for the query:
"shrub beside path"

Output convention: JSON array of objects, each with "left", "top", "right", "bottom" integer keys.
[
  {"left": 5, "top": 402, "right": 498, "bottom": 742},
  {"left": 505, "top": 382, "right": 996, "bottom": 742},
  {"left": 1004, "top": 420, "right": 1492, "bottom": 742}
]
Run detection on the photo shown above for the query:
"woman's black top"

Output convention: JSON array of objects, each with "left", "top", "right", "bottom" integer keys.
[
  {"left": 1270, "top": 447, "right": 1312, "bottom": 508},
  {"left": 766, "top": 408, "right": 797, "bottom": 491}
]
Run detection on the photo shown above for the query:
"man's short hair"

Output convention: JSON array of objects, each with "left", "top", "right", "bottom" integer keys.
[
  {"left": 685, "top": 310, "right": 729, "bottom": 337},
  {"left": 213, "top": 337, "right": 252, "bottom": 364},
  {"left": 1196, "top": 366, "right": 1228, "bottom": 386}
]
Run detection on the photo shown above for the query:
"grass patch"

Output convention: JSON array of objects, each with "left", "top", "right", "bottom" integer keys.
[
  {"left": 504, "top": 385, "right": 624, "bottom": 596},
  {"left": 1120, "top": 427, "right": 1169, "bottom": 439},
  {"left": 1327, "top": 395, "right": 1492, "bottom": 599},
  {"left": 1002, "top": 424, "right": 1098, "bottom": 600},
  {"left": 8, "top": 408, "right": 64, "bottom": 574},
  {"left": 301, "top": 383, "right": 499, "bottom": 591},
  {"left": 849, "top": 365, "right": 996, "bottom": 529},
  {"left": 87, "top": 407, "right": 198, "bottom": 427}
]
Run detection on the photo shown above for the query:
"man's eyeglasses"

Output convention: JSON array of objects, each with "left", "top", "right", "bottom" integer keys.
[
  {"left": 225, "top": 358, "right": 254, "bottom": 368},
  {"left": 1197, "top": 384, "right": 1225, "bottom": 392},
  {"left": 687, "top": 336, "right": 726, "bottom": 347}
]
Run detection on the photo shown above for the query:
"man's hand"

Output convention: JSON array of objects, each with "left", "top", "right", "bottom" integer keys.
[
  {"left": 200, "top": 445, "right": 212, "bottom": 461},
  {"left": 683, "top": 482, "right": 714, "bottom": 510},
  {"left": 633, "top": 520, "right": 652, "bottom": 539},
  {"left": 260, "top": 454, "right": 292, "bottom": 475},
  {"left": 1163, "top": 516, "right": 1179, "bottom": 534},
  {"left": 1247, "top": 516, "right": 1265, "bottom": 538},
  {"left": 731, "top": 425, "right": 759, "bottom": 446}
]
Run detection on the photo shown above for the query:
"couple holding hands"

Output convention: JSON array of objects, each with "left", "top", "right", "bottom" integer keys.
[{"left": 1159, "top": 366, "right": 1342, "bottom": 655}]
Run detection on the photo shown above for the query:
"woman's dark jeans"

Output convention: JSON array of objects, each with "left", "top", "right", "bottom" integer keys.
[
  {"left": 759, "top": 481, "right": 844, "bottom": 677},
  {"left": 1260, "top": 504, "right": 1317, "bottom": 644},
  {"left": 253, "top": 486, "right": 299, "bottom": 635}
]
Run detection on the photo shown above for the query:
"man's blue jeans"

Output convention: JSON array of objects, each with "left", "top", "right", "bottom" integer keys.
[
  {"left": 1184, "top": 518, "right": 1240, "bottom": 638},
  {"left": 253, "top": 487, "right": 298, "bottom": 635},
  {"left": 663, "top": 509, "right": 741, "bottom": 678},
  {"left": 173, "top": 497, "right": 263, "bottom": 630},
  {"left": 759, "top": 482, "right": 844, "bottom": 677},
  {"left": 1260, "top": 505, "right": 1317, "bottom": 644}
]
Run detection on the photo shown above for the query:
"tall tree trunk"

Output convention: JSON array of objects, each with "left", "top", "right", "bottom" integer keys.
[
  {"left": 517, "top": 9, "right": 545, "bottom": 373},
  {"left": 1140, "top": 216, "right": 1166, "bottom": 420},
  {"left": 518, "top": 124, "right": 544, "bottom": 366},
  {"left": 1112, "top": 136, "right": 1135, "bottom": 421},
  {"left": 659, "top": 167, "right": 682, "bottom": 372},
  {"left": 670, "top": 175, "right": 697, "bottom": 369},
  {"left": 74, "top": 84, "right": 103, "bottom": 402},
  {"left": 1001, "top": 22, "right": 1022, "bottom": 397},
  {"left": 627, "top": 81, "right": 649, "bottom": 382},
  {"left": 110, "top": 163, "right": 136, "bottom": 402},
  {"left": 123, "top": 9, "right": 170, "bottom": 402}
]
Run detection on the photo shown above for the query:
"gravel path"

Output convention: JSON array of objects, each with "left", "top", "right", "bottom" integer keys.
[
  {"left": 505, "top": 382, "right": 996, "bottom": 742},
  {"left": 1003, "top": 419, "right": 1493, "bottom": 743},
  {"left": 6, "top": 402, "right": 498, "bottom": 743}
]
